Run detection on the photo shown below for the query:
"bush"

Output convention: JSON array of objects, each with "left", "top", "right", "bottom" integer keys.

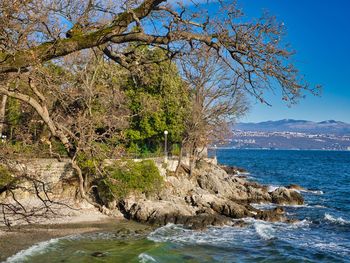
[
  {"left": 98, "top": 159, "right": 163, "bottom": 203},
  {"left": 0, "top": 164, "right": 13, "bottom": 188}
]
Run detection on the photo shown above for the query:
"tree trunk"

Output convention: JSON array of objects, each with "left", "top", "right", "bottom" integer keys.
[
  {"left": 0, "top": 87, "right": 92, "bottom": 203},
  {"left": 0, "top": 94, "right": 7, "bottom": 137},
  {"left": 175, "top": 142, "right": 184, "bottom": 175}
]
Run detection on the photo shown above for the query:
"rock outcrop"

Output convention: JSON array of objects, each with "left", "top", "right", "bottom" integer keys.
[
  {"left": 116, "top": 160, "right": 304, "bottom": 229},
  {"left": 270, "top": 187, "right": 304, "bottom": 205}
]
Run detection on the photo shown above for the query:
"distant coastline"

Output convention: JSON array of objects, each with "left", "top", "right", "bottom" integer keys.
[{"left": 209, "top": 147, "right": 350, "bottom": 152}]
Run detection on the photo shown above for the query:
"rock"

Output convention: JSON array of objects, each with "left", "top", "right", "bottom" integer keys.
[
  {"left": 116, "top": 160, "right": 305, "bottom": 229},
  {"left": 184, "top": 213, "right": 231, "bottom": 230},
  {"left": 124, "top": 199, "right": 196, "bottom": 226},
  {"left": 210, "top": 200, "right": 252, "bottom": 218},
  {"left": 254, "top": 207, "right": 287, "bottom": 222},
  {"left": 270, "top": 187, "right": 304, "bottom": 205},
  {"left": 91, "top": 252, "right": 106, "bottom": 257},
  {"left": 220, "top": 165, "right": 248, "bottom": 175},
  {"left": 231, "top": 220, "right": 249, "bottom": 228},
  {"left": 107, "top": 200, "right": 117, "bottom": 209}
]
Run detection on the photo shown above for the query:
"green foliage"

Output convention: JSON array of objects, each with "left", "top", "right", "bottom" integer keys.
[
  {"left": 123, "top": 46, "right": 190, "bottom": 154},
  {"left": 98, "top": 160, "right": 163, "bottom": 202},
  {"left": 51, "top": 139, "right": 69, "bottom": 156},
  {"left": 5, "top": 97, "right": 22, "bottom": 140},
  {"left": 76, "top": 152, "right": 100, "bottom": 177},
  {"left": 0, "top": 164, "right": 13, "bottom": 188},
  {"left": 0, "top": 141, "right": 37, "bottom": 156},
  {"left": 171, "top": 144, "right": 181, "bottom": 156}
]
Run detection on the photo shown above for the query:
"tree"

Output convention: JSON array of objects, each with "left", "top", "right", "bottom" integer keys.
[
  {"left": 1, "top": 0, "right": 315, "bottom": 99},
  {"left": 123, "top": 46, "right": 190, "bottom": 155},
  {"left": 0, "top": 95, "right": 7, "bottom": 137},
  {"left": 0, "top": 0, "right": 318, "bottom": 200},
  {"left": 0, "top": 53, "right": 131, "bottom": 205},
  {"left": 180, "top": 46, "right": 248, "bottom": 161}
]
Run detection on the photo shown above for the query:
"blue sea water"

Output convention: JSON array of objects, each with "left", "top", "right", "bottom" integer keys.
[{"left": 5, "top": 150, "right": 350, "bottom": 263}]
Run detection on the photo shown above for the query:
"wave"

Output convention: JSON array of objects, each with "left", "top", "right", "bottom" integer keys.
[
  {"left": 251, "top": 203, "right": 277, "bottom": 210},
  {"left": 5, "top": 237, "right": 62, "bottom": 263},
  {"left": 324, "top": 213, "right": 350, "bottom": 225},
  {"left": 138, "top": 253, "right": 158, "bottom": 263},
  {"left": 289, "top": 219, "right": 312, "bottom": 228},
  {"left": 281, "top": 204, "right": 310, "bottom": 208},
  {"left": 252, "top": 203, "right": 326, "bottom": 210},
  {"left": 148, "top": 218, "right": 312, "bottom": 248},
  {"left": 236, "top": 171, "right": 250, "bottom": 176},
  {"left": 254, "top": 222, "right": 275, "bottom": 240},
  {"left": 311, "top": 204, "right": 327, "bottom": 208},
  {"left": 297, "top": 189, "right": 324, "bottom": 195},
  {"left": 148, "top": 224, "right": 234, "bottom": 246}
]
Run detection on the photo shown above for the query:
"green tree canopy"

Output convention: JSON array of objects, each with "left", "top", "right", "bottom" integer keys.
[{"left": 123, "top": 46, "right": 190, "bottom": 155}]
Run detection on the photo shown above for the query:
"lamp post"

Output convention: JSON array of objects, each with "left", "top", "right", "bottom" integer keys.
[{"left": 164, "top": 130, "right": 168, "bottom": 163}]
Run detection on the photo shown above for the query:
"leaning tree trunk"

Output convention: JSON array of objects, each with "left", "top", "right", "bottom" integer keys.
[
  {"left": 0, "top": 94, "right": 7, "bottom": 137},
  {"left": 0, "top": 85, "right": 101, "bottom": 209}
]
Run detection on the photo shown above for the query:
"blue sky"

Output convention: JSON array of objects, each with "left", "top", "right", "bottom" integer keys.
[{"left": 197, "top": 0, "right": 350, "bottom": 123}]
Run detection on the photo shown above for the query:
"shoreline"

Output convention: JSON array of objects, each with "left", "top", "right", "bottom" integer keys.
[
  {"left": 0, "top": 158, "right": 305, "bottom": 261},
  {"left": 0, "top": 214, "right": 153, "bottom": 262}
]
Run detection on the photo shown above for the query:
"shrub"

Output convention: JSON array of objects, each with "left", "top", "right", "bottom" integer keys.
[
  {"left": 0, "top": 164, "right": 13, "bottom": 188},
  {"left": 98, "top": 159, "right": 163, "bottom": 203}
]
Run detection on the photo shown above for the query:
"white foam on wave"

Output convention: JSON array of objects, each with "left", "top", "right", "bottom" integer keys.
[
  {"left": 253, "top": 222, "right": 275, "bottom": 240},
  {"left": 297, "top": 189, "right": 324, "bottom": 195},
  {"left": 138, "top": 253, "right": 158, "bottom": 263},
  {"left": 312, "top": 204, "right": 327, "bottom": 208},
  {"left": 4, "top": 234, "right": 83, "bottom": 263},
  {"left": 289, "top": 219, "right": 311, "bottom": 228},
  {"left": 5, "top": 237, "right": 62, "bottom": 263},
  {"left": 236, "top": 171, "right": 250, "bottom": 176},
  {"left": 148, "top": 223, "right": 253, "bottom": 248},
  {"left": 251, "top": 203, "right": 277, "bottom": 210},
  {"left": 324, "top": 213, "right": 350, "bottom": 225},
  {"left": 281, "top": 204, "right": 309, "bottom": 208}
]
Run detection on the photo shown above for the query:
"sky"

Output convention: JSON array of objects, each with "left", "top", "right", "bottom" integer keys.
[{"left": 193, "top": 0, "right": 350, "bottom": 123}]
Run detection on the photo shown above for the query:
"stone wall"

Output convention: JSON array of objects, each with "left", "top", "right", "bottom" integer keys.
[
  {"left": 1, "top": 156, "right": 217, "bottom": 198},
  {"left": 1, "top": 158, "right": 76, "bottom": 199},
  {"left": 15, "top": 158, "right": 75, "bottom": 184}
]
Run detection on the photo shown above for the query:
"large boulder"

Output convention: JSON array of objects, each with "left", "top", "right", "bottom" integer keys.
[
  {"left": 270, "top": 187, "right": 304, "bottom": 205},
  {"left": 125, "top": 199, "right": 195, "bottom": 225},
  {"left": 122, "top": 198, "right": 232, "bottom": 229},
  {"left": 210, "top": 200, "right": 252, "bottom": 218}
]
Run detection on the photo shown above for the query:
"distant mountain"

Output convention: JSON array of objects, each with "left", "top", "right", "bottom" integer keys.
[{"left": 234, "top": 119, "right": 350, "bottom": 135}]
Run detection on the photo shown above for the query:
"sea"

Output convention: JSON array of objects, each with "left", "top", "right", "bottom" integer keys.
[{"left": 4, "top": 149, "right": 350, "bottom": 263}]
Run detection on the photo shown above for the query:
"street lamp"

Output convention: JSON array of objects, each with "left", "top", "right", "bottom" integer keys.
[{"left": 164, "top": 130, "right": 168, "bottom": 163}]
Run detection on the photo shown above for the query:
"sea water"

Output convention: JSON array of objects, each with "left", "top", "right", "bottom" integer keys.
[{"left": 4, "top": 150, "right": 350, "bottom": 262}]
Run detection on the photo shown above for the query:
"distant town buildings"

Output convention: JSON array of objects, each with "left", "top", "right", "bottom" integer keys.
[{"left": 221, "top": 130, "right": 350, "bottom": 150}]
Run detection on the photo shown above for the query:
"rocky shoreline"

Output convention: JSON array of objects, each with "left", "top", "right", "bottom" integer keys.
[
  {"left": 0, "top": 159, "right": 305, "bottom": 231},
  {"left": 114, "top": 160, "right": 304, "bottom": 230},
  {"left": 0, "top": 158, "right": 307, "bottom": 260}
]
